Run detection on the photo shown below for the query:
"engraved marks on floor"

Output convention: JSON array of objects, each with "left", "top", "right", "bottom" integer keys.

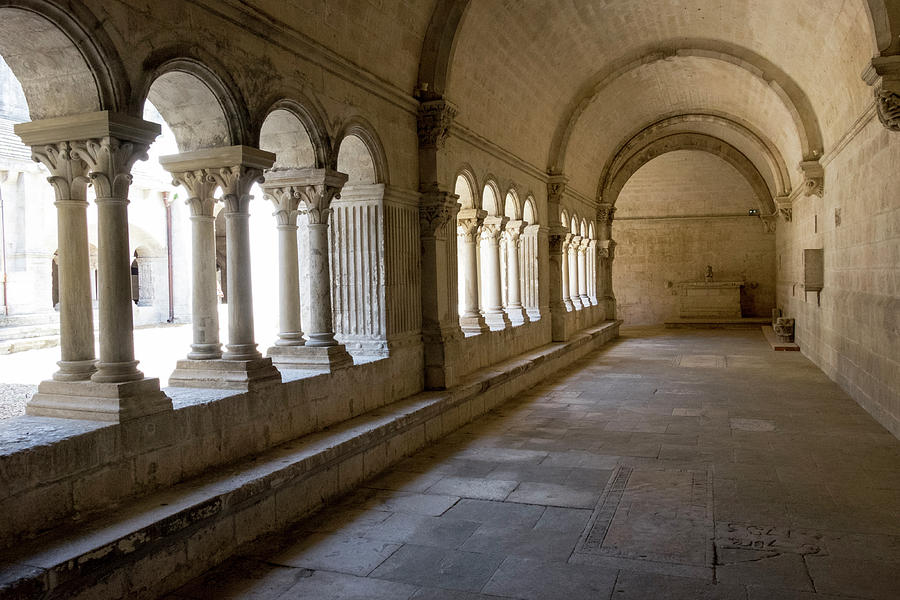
[
  {"left": 572, "top": 466, "right": 715, "bottom": 575},
  {"left": 673, "top": 354, "right": 727, "bottom": 368},
  {"left": 716, "top": 523, "right": 825, "bottom": 557}
]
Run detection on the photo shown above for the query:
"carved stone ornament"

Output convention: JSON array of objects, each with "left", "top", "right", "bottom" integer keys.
[
  {"left": 799, "top": 160, "right": 824, "bottom": 198},
  {"left": 761, "top": 215, "right": 777, "bottom": 233},
  {"left": 417, "top": 99, "right": 458, "bottom": 149},
  {"left": 30, "top": 141, "right": 89, "bottom": 201},
  {"left": 297, "top": 183, "right": 343, "bottom": 225},
  {"left": 263, "top": 185, "right": 302, "bottom": 226},
  {"left": 207, "top": 165, "right": 266, "bottom": 214},
  {"left": 419, "top": 191, "right": 458, "bottom": 238},
  {"left": 775, "top": 196, "right": 793, "bottom": 222},
  {"left": 864, "top": 55, "right": 900, "bottom": 132},
  {"left": 171, "top": 169, "right": 217, "bottom": 217},
  {"left": 72, "top": 137, "right": 150, "bottom": 201},
  {"left": 597, "top": 203, "right": 616, "bottom": 225},
  {"left": 546, "top": 175, "right": 567, "bottom": 206}
]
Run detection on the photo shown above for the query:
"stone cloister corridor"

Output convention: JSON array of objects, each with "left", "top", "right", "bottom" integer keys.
[
  {"left": 165, "top": 328, "right": 900, "bottom": 600},
  {"left": 0, "top": 1, "right": 898, "bottom": 598}
]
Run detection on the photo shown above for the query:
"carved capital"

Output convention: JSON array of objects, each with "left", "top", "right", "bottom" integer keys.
[
  {"left": 263, "top": 185, "right": 302, "bottom": 226},
  {"left": 456, "top": 208, "right": 487, "bottom": 243},
  {"left": 864, "top": 55, "right": 900, "bottom": 132},
  {"left": 548, "top": 229, "right": 565, "bottom": 254},
  {"left": 480, "top": 216, "right": 508, "bottom": 241},
  {"left": 72, "top": 137, "right": 149, "bottom": 201},
  {"left": 30, "top": 141, "right": 90, "bottom": 202},
  {"left": 205, "top": 165, "right": 263, "bottom": 214},
  {"left": 419, "top": 190, "right": 458, "bottom": 239},
  {"left": 502, "top": 219, "right": 526, "bottom": 246},
  {"left": 761, "top": 215, "right": 777, "bottom": 233},
  {"left": 171, "top": 169, "right": 217, "bottom": 217},
  {"left": 799, "top": 160, "right": 824, "bottom": 198},
  {"left": 546, "top": 174, "right": 567, "bottom": 208},
  {"left": 775, "top": 196, "right": 793, "bottom": 222},
  {"left": 417, "top": 99, "right": 458, "bottom": 149},
  {"left": 600, "top": 239, "right": 616, "bottom": 259},
  {"left": 597, "top": 203, "right": 616, "bottom": 225}
]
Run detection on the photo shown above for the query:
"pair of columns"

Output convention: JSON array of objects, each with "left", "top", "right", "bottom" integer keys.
[
  {"left": 16, "top": 111, "right": 171, "bottom": 422},
  {"left": 160, "top": 148, "right": 351, "bottom": 387},
  {"left": 561, "top": 234, "right": 596, "bottom": 310},
  {"left": 457, "top": 209, "right": 524, "bottom": 333}
]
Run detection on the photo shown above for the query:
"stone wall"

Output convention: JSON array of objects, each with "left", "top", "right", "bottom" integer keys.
[
  {"left": 776, "top": 113, "right": 900, "bottom": 437},
  {"left": 613, "top": 151, "right": 776, "bottom": 325}
]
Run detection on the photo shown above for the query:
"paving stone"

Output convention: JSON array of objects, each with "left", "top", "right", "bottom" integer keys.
[
  {"left": 362, "top": 512, "right": 480, "bottom": 549},
  {"left": 441, "top": 498, "right": 545, "bottom": 527},
  {"left": 369, "top": 544, "right": 503, "bottom": 593},
  {"left": 611, "top": 569, "right": 746, "bottom": 599},
  {"left": 265, "top": 533, "right": 402, "bottom": 576},
  {"left": 173, "top": 557, "right": 313, "bottom": 599},
  {"left": 280, "top": 570, "right": 418, "bottom": 600},
  {"left": 482, "top": 556, "right": 617, "bottom": 600},
  {"left": 506, "top": 482, "right": 599, "bottom": 508},
  {"left": 805, "top": 556, "right": 900, "bottom": 600},
  {"left": 424, "top": 476, "right": 518, "bottom": 501}
]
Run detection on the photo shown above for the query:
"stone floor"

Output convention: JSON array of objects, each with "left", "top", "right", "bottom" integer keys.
[{"left": 163, "top": 327, "right": 900, "bottom": 600}]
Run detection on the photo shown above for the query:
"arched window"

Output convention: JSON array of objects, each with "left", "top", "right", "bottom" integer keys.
[
  {"left": 521, "top": 197, "right": 541, "bottom": 320},
  {"left": 455, "top": 171, "right": 486, "bottom": 333},
  {"left": 502, "top": 189, "right": 526, "bottom": 325}
]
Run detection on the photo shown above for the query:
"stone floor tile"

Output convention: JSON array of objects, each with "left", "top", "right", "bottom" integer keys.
[
  {"left": 805, "top": 556, "right": 900, "bottom": 600},
  {"left": 482, "top": 556, "right": 618, "bottom": 600},
  {"left": 368, "top": 544, "right": 504, "bottom": 593},
  {"left": 715, "top": 551, "right": 813, "bottom": 591},
  {"left": 356, "top": 491, "right": 461, "bottom": 516},
  {"left": 611, "top": 569, "right": 746, "bottom": 599},
  {"left": 265, "top": 533, "right": 401, "bottom": 576},
  {"left": 366, "top": 471, "right": 446, "bottom": 493},
  {"left": 362, "top": 512, "right": 480, "bottom": 549},
  {"left": 279, "top": 570, "right": 418, "bottom": 600},
  {"left": 745, "top": 586, "right": 856, "bottom": 600},
  {"left": 459, "top": 522, "right": 581, "bottom": 562},
  {"left": 424, "top": 476, "right": 519, "bottom": 501},
  {"left": 505, "top": 481, "right": 600, "bottom": 508},
  {"left": 441, "top": 498, "right": 545, "bottom": 527}
]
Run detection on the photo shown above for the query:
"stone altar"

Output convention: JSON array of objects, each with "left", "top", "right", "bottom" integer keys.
[{"left": 677, "top": 279, "right": 743, "bottom": 318}]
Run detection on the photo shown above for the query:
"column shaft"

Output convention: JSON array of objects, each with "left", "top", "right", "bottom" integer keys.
[
  {"left": 223, "top": 207, "right": 260, "bottom": 359},
  {"left": 188, "top": 212, "right": 222, "bottom": 358},
  {"left": 276, "top": 222, "right": 303, "bottom": 346}
]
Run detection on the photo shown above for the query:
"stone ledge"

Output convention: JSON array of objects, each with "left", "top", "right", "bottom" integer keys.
[{"left": 0, "top": 321, "right": 619, "bottom": 600}]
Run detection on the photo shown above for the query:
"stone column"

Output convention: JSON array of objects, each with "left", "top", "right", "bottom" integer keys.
[
  {"left": 587, "top": 239, "right": 599, "bottom": 305},
  {"left": 267, "top": 187, "right": 304, "bottom": 348},
  {"left": 162, "top": 146, "right": 280, "bottom": 389},
  {"left": 164, "top": 169, "right": 221, "bottom": 360},
  {"left": 480, "top": 216, "right": 511, "bottom": 330},
  {"left": 569, "top": 235, "right": 583, "bottom": 310},
  {"left": 28, "top": 143, "right": 97, "bottom": 381},
  {"left": 577, "top": 236, "right": 589, "bottom": 306},
  {"left": 503, "top": 219, "right": 527, "bottom": 324},
  {"left": 256, "top": 168, "right": 353, "bottom": 371},
  {"left": 16, "top": 112, "right": 170, "bottom": 421},
  {"left": 456, "top": 208, "right": 488, "bottom": 333},
  {"left": 523, "top": 223, "right": 542, "bottom": 321},
  {"left": 561, "top": 233, "right": 575, "bottom": 311},
  {"left": 597, "top": 203, "right": 617, "bottom": 319}
]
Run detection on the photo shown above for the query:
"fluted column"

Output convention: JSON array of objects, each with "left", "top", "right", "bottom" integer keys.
[
  {"left": 166, "top": 170, "right": 221, "bottom": 360},
  {"left": 503, "top": 219, "right": 526, "bottom": 324},
  {"left": 577, "top": 236, "right": 589, "bottom": 306},
  {"left": 523, "top": 223, "right": 542, "bottom": 321},
  {"left": 456, "top": 208, "right": 488, "bottom": 333},
  {"left": 480, "top": 216, "right": 511, "bottom": 330},
  {"left": 29, "top": 143, "right": 96, "bottom": 381},
  {"left": 16, "top": 111, "right": 170, "bottom": 421}
]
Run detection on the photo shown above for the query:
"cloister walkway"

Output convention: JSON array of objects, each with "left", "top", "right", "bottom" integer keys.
[{"left": 163, "top": 327, "right": 900, "bottom": 600}]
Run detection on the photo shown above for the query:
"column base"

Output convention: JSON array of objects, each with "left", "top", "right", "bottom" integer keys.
[
  {"left": 168, "top": 357, "right": 282, "bottom": 390},
  {"left": 564, "top": 299, "right": 575, "bottom": 312},
  {"left": 26, "top": 377, "right": 171, "bottom": 423},
  {"left": 505, "top": 306, "right": 528, "bottom": 326},
  {"left": 459, "top": 314, "right": 489, "bottom": 334},
  {"left": 579, "top": 294, "right": 591, "bottom": 307},
  {"left": 483, "top": 310, "right": 511, "bottom": 331},
  {"left": 266, "top": 344, "right": 354, "bottom": 372},
  {"left": 525, "top": 307, "right": 543, "bottom": 322}
]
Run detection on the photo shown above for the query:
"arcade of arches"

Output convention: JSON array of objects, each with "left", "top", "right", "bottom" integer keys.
[{"left": 0, "top": 1, "right": 898, "bottom": 599}]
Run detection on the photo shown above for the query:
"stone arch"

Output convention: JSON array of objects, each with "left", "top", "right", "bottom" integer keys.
[
  {"left": 334, "top": 117, "right": 389, "bottom": 184},
  {"left": 258, "top": 98, "right": 328, "bottom": 169},
  {"left": 523, "top": 196, "right": 537, "bottom": 225},
  {"left": 454, "top": 168, "right": 477, "bottom": 209},
  {"left": 570, "top": 213, "right": 579, "bottom": 233},
  {"left": 0, "top": 1, "right": 127, "bottom": 119},
  {"left": 588, "top": 221, "right": 596, "bottom": 240},
  {"left": 416, "top": 0, "right": 471, "bottom": 99},
  {"left": 481, "top": 179, "right": 501, "bottom": 216},
  {"left": 602, "top": 112, "right": 791, "bottom": 198},
  {"left": 603, "top": 133, "right": 774, "bottom": 215},
  {"left": 549, "top": 40, "right": 826, "bottom": 173},
  {"left": 138, "top": 53, "right": 248, "bottom": 151},
  {"left": 560, "top": 209, "right": 570, "bottom": 232},
  {"left": 580, "top": 218, "right": 587, "bottom": 237},
  {"left": 504, "top": 188, "right": 521, "bottom": 220}
]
